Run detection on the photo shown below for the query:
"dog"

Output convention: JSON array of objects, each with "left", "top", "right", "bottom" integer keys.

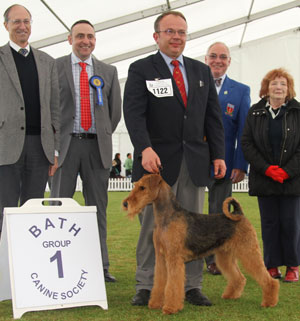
[{"left": 122, "top": 174, "right": 279, "bottom": 315}]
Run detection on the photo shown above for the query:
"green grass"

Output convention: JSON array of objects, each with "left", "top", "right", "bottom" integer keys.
[{"left": 1, "top": 192, "right": 300, "bottom": 320}]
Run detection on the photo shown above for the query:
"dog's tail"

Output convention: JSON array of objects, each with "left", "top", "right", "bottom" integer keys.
[{"left": 223, "top": 197, "right": 244, "bottom": 221}]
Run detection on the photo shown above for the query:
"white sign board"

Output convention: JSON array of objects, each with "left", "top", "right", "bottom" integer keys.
[{"left": 0, "top": 198, "right": 107, "bottom": 319}]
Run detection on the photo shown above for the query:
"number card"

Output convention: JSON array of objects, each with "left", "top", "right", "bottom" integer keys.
[{"left": 0, "top": 198, "right": 107, "bottom": 319}]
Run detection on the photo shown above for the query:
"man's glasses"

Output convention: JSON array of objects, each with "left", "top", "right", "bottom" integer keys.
[
  {"left": 8, "top": 19, "right": 32, "bottom": 26},
  {"left": 207, "top": 54, "right": 229, "bottom": 61},
  {"left": 157, "top": 29, "right": 187, "bottom": 37}
]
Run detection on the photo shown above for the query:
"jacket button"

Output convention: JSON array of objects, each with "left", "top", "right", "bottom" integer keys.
[
  {"left": 20, "top": 107, "right": 24, "bottom": 110},
  {"left": 21, "top": 126, "right": 24, "bottom": 130},
  {"left": 183, "top": 140, "right": 186, "bottom": 144},
  {"left": 184, "top": 115, "right": 187, "bottom": 120}
]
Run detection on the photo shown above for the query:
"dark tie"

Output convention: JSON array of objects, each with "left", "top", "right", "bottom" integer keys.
[
  {"left": 19, "top": 48, "right": 28, "bottom": 56},
  {"left": 171, "top": 60, "right": 187, "bottom": 107},
  {"left": 78, "top": 62, "right": 92, "bottom": 131},
  {"left": 214, "top": 78, "right": 222, "bottom": 87}
]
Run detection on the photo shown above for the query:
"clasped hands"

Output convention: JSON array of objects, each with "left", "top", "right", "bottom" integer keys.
[{"left": 265, "top": 165, "right": 289, "bottom": 184}]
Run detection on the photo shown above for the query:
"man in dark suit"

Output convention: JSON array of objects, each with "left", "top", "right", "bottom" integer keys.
[
  {"left": 0, "top": 4, "right": 60, "bottom": 234},
  {"left": 51, "top": 20, "right": 121, "bottom": 282},
  {"left": 123, "top": 11, "right": 226, "bottom": 306},
  {"left": 204, "top": 42, "right": 250, "bottom": 275}
]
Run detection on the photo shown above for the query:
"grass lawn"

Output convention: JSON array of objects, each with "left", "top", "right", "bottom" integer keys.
[{"left": 0, "top": 192, "right": 300, "bottom": 320}]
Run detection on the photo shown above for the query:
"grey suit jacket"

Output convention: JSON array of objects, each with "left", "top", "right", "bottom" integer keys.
[
  {"left": 0, "top": 43, "right": 60, "bottom": 165},
  {"left": 56, "top": 54, "right": 121, "bottom": 168}
]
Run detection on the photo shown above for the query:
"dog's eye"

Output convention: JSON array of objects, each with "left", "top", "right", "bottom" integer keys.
[{"left": 139, "top": 186, "right": 145, "bottom": 191}]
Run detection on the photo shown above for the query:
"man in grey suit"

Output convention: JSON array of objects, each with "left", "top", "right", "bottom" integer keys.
[
  {"left": 0, "top": 4, "right": 60, "bottom": 234},
  {"left": 51, "top": 20, "right": 121, "bottom": 282}
]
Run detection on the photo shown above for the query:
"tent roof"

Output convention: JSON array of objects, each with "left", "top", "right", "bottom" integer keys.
[{"left": 1, "top": 0, "right": 300, "bottom": 78}]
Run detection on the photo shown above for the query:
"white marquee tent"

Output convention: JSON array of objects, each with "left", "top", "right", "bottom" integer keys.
[{"left": 1, "top": 0, "right": 300, "bottom": 174}]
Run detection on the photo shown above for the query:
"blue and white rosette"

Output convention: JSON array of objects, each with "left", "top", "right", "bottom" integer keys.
[{"left": 89, "top": 75, "right": 104, "bottom": 106}]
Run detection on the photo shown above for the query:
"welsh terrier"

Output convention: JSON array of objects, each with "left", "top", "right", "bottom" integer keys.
[{"left": 122, "top": 174, "right": 279, "bottom": 315}]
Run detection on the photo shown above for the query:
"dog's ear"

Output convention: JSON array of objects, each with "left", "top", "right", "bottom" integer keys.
[{"left": 148, "top": 174, "right": 162, "bottom": 190}]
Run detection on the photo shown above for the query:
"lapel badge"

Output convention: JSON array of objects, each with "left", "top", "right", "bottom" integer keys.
[
  {"left": 224, "top": 90, "right": 228, "bottom": 95},
  {"left": 225, "top": 103, "right": 235, "bottom": 117}
]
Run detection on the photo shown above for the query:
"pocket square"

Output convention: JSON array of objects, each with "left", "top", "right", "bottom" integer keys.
[{"left": 199, "top": 80, "right": 204, "bottom": 87}]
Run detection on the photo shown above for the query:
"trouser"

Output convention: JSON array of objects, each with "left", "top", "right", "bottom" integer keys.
[{"left": 135, "top": 158, "right": 206, "bottom": 291}]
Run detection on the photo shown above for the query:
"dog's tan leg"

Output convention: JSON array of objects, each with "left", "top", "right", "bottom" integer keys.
[
  {"left": 149, "top": 240, "right": 167, "bottom": 310},
  {"left": 235, "top": 231, "right": 279, "bottom": 307},
  {"left": 216, "top": 250, "right": 246, "bottom": 299},
  {"left": 162, "top": 254, "right": 185, "bottom": 315}
]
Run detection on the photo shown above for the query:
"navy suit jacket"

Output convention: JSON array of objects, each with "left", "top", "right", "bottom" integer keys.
[
  {"left": 123, "top": 51, "right": 225, "bottom": 187},
  {"left": 218, "top": 76, "right": 250, "bottom": 179}
]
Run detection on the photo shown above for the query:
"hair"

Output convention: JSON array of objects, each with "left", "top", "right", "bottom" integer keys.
[
  {"left": 154, "top": 11, "right": 186, "bottom": 32},
  {"left": 114, "top": 153, "right": 120, "bottom": 160},
  {"left": 259, "top": 68, "right": 296, "bottom": 100},
  {"left": 127, "top": 153, "right": 131, "bottom": 157},
  {"left": 70, "top": 19, "right": 94, "bottom": 34},
  {"left": 4, "top": 4, "right": 31, "bottom": 22},
  {"left": 206, "top": 41, "right": 230, "bottom": 56}
]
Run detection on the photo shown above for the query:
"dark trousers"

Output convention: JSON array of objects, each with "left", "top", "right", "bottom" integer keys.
[
  {"left": 258, "top": 195, "right": 300, "bottom": 268},
  {"left": 0, "top": 135, "right": 49, "bottom": 234}
]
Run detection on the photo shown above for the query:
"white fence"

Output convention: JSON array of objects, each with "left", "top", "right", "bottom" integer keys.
[
  {"left": 107, "top": 177, "right": 249, "bottom": 192},
  {"left": 47, "top": 177, "right": 249, "bottom": 192}
]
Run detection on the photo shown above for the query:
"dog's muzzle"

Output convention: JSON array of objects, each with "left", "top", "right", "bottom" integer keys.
[{"left": 123, "top": 201, "right": 128, "bottom": 209}]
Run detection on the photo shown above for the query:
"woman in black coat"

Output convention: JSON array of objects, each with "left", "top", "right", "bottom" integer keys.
[{"left": 241, "top": 68, "right": 300, "bottom": 283}]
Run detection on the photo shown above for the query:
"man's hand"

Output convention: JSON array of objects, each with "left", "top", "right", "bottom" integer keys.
[
  {"left": 213, "top": 159, "right": 226, "bottom": 179},
  {"left": 141, "top": 147, "right": 161, "bottom": 173},
  {"left": 230, "top": 169, "right": 246, "bottom": 184},
  {"left": 49, "top": 156, "right": 58, "bottom": 176}
]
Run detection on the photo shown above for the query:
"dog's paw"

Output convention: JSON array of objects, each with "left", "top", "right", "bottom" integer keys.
[
  {"left": 162, "top": 304, "right": 182, "bottom": 315},
  {"left": 148, "top": 300, "right": 163, "bottom": 310}
]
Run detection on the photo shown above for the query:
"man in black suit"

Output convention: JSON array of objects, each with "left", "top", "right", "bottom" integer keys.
[{"left": 123, "top": 11, "right": 226, "bottom": 306}]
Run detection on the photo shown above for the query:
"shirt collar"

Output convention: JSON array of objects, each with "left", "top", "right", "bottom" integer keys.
[
  {"left": 71, "top": 52, "right": 93, "bottom": 66},
  {"left": 159, "top": 50, "right": 184, "bottom": 67},
  {"left": 9, "top": 40, "right": 30, "bottom": 54},
  {"left": 266, "top": 101, "right": 287, "bottom": 119},
  {"left": 214, "top": 74, "right": 226, "bottom": 86}
]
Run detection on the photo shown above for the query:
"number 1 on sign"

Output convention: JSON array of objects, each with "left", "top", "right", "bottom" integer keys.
[{"left": 50, "top": 250, "right": 64, "bottom": 278}]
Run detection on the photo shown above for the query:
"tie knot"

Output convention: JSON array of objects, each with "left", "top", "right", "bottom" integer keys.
[
  {"left": 79, "top": 62, "right": 87, "bottom": 70},
  {"left": 171, "top": 60, "right": 179, "bottom": 67},
  {"left": 214, "top": 78, "right": 222, "bottom": 87},
  {"left": 19, "top": 48, "right": 28, "bottom": 56}
]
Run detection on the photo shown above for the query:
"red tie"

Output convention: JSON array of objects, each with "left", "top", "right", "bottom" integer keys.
[
  {"left": 79, "top": 62, "right": 92, "bottom": 131},
  {"left": 171, "top": 60, "right": 187, "bottom": 107}
]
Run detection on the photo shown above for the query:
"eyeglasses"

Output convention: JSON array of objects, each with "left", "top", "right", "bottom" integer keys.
[
  {"left": 157, "top": 29, "right": 187, "bottom": 37},
  {"left": 207, "top": 54, "right": 229, "bottom": 61},
  {"left": 8, "top": 19, "right": 32, "bottom": 26}
]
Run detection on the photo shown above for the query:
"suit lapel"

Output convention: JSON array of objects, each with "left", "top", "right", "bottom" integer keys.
[
  {"left": 32, "top": 47, "right": 47, "bottom": 105},
  {"left": 63, "top": 54, "right": 76, "bottom": 105},
  {"left": 153, "top": 52, "right": 185, "bottom": 108},
  {"left": 219, "top": 76, "right": 234, "bottom": 107},
  {"left": 184, "top": 56, "right": 195, "bottom": 106},
  {"left": 0, "top": 43, "right": 24, "bottom": 101}
]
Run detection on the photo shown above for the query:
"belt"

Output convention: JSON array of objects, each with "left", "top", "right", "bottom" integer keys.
[{"left": 71, "top": 133, "right": 97, "bottom": 139}]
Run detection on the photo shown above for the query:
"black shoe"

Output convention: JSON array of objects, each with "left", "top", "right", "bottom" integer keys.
[
  {"left": 131, "top": 289, "right": 151, "bottom": 306},
  {"left": 104, "top": 269, "right": 116, "bottom": 282},
  {"left": 185, "top": 289, "right": 212, "bottom": 306}
]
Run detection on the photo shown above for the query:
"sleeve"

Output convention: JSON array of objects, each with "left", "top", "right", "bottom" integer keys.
[
  {"left": 123, "top": 61, "right": 152, "bottom": 155},
  {"left": 50, "top": 59, "right": 60, "bottom": 152},
  {"left": 204, "top": 67, "right": 225, "bottom": 161},
  {"left": 233, "top": 85, "right": 251, "bottom": 172},
  {"left": 108, "top": 66, "right": 122, "bottom": 133},
  {"left": 241, "top": 109, "right": 269, "bottom": 174}
]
